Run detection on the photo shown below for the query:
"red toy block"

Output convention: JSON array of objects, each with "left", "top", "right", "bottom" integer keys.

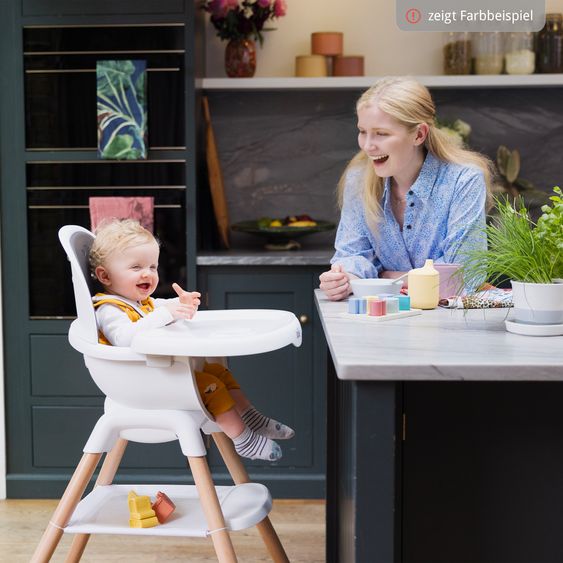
[{"left": 152, "top": 491, "right": 176, "bottom": 523}]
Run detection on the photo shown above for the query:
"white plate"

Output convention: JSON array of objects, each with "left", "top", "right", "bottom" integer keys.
[{"left": 505, "top": 319, "right": 563, "bottom": 337}]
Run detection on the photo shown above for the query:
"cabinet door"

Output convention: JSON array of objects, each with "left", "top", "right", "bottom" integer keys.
[
  {"left": 402, "top": 382, "right": 563, "bottom": 563},
  {"left": 203, "top": 269, "right": 325, "bottom": 498}
]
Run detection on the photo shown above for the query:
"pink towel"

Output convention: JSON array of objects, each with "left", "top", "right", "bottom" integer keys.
[{"left": 89, "top": 197, "right": 154, "bottom": 233}]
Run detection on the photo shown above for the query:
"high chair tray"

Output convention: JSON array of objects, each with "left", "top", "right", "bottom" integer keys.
[
  {"left": 65, "top": 483, "right": 271, "bottom": 537},
  {"left": 131, "top": 309, "right": 302, "bottom": 357}
]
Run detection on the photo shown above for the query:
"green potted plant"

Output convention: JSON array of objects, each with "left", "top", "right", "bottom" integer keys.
[{"left": 461, "top": 186, "right": 563, "bottom": 333}]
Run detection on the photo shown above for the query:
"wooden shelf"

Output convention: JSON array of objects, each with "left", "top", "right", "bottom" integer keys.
[{"left": 201, "top": 74, "right": 563, "bottom": 91}]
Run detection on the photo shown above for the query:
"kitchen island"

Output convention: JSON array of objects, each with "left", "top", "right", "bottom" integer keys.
[{"left": 315, "top": 290, "right": 563, "bottom": 563}]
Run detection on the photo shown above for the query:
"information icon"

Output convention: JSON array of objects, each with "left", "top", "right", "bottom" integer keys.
[{"left": 405, "top": 8, "right": 421, "bottom": 24}]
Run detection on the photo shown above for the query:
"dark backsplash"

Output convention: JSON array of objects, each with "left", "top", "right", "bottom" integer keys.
[{"left": 206, "top": 87, "right": 563, "bottom": 248}]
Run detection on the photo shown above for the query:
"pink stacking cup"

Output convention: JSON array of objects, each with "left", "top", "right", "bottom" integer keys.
[{"left": 434, "top": 263, "right": 462, "bottom": 299}]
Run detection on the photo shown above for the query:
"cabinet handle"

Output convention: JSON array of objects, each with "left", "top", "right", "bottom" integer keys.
[{"left": 299, "top": 314, "right": 309, "bottom": 325}]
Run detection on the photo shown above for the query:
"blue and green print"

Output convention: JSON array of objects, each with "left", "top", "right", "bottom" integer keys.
[{"left": 97, "top": 60, "right": 147, "bottom": 160}]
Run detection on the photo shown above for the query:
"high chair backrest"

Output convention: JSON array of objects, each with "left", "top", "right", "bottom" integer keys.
[
  {"left": 58, "top": 224, "right": 212, "bottom": 417},
  {"left": 58, "top": 225, "right": 99, "bottom": 344}
]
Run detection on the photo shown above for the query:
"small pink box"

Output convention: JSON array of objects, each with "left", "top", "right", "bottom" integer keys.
[{"left": 368, "top": 300, "right": 386, "bottom": 316}]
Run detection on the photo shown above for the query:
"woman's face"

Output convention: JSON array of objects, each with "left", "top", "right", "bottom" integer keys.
[{"left": 357, "top": 103, "right": 424, "bottom": 179}]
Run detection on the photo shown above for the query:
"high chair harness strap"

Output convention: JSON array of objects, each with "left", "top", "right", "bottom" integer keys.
[{"left": 92, "top": 293, "right": 155, "bottom": 345}]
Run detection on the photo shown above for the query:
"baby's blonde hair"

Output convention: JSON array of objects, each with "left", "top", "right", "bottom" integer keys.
[
  {"left": 338, "top": 76, "right": 495, "bottom": 230},
  {"left": 89, "top": 219, "right": 157, "bottom": 272}
]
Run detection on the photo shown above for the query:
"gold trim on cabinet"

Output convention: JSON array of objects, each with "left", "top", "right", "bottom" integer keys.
[
  {"left": 26, "top": 147, "right": 187, "bottom": 152},
  {"left": 23, "top": 23, "right": 185, "bottom": 29},
  {"left": 30, "top": 316, "right": 76, "bottom": 320},
  {"left": 25, "top": 68, "right": 180, "bottom": 74},
  {"left": 27, "top": 185, "right": 186, "bottom": 191},
  {"left": 29, "top": 204, "right": 182, "bottom": 210},
  {"left": 26, "top": 159, "right": 186, "bottom": 164},
  {"left": 24, "top": 50, "right": 185, "bottom": 55}
]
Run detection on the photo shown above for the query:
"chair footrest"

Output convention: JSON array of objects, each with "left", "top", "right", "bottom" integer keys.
[{"left": 65, "top": 483, "right": 272, "bottom": 537}]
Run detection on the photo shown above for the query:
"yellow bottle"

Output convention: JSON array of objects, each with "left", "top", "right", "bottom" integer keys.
[{"left": 408, "top": 259, "right": 440, "bottom": 310}]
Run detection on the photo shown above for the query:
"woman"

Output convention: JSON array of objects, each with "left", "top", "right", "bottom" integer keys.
[{"left": 319, "top": 76, "right": 494, "bottom": 301}]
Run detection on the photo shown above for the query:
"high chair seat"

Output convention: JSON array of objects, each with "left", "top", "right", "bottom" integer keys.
[{"left": 31, "top": 225, "right": 298, "bottom": 563}]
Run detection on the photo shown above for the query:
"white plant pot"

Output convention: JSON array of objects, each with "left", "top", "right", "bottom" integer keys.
[{"left": 511, "top": 281, "right": 563, "bottom": 325}]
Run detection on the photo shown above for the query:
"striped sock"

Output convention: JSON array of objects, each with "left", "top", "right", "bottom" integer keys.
[
  {"left": 241, "top": 406, "right": 295, "bottom": 440},
  {"left": 232, "top": 426, "right": 282, "bottom": 461}
]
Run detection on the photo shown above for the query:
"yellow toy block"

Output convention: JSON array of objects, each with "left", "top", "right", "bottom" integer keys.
[
  {"left": 128, "top": 491, "right": 154, "bottom": 514},
  {"left": 129, "top": 516, "right": 159, "bottom": 528},
  {"left": 130, "top": 508, "right": 157, "bottom": 520},
  {"left": 127, "top": 490, "right": 158, "bottom": 528}
]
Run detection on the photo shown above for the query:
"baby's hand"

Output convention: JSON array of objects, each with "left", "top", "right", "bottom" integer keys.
[
  {"left": 172, "top": 283, "right": 201, "bottom": 316},
  {"left": 165, "top": 301, "right": 196, "bottom": 320}
]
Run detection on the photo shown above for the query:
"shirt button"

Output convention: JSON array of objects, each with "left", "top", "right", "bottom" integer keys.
[
  {"left": 409, "top": 202, "right": 415, "bottom": 207},
  {"left": 406, "top": 224, "right": 412, "bottom": 229},
  {"left": 408, "top": 190, "right": 414, "bottom": 195}
]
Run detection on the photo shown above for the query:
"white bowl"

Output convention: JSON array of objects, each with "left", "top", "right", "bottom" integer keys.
[{"left": 350, "top": 278, "right": 402, "bottom": 297}]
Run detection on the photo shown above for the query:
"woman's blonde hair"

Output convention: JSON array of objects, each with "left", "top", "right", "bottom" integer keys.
[
  {"left": 338, "top": 76, "right": 494, "bottom": 229},
  {"left": 89, "top": 219, "right": 157, "bottom": 271}
]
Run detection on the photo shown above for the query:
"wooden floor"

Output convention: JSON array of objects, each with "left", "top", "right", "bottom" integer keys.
[{"left": 0, "top": 498, "right": 325, "bottom": 562}]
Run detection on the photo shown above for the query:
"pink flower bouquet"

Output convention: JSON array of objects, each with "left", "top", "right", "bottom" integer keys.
[{"left": 200, "top": 0, "right": 287, "bottom": 45}]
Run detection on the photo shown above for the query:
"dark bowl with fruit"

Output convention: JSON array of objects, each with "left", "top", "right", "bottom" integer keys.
[{"left": 231, "top": 215, "right": 336, "bottom": 249}]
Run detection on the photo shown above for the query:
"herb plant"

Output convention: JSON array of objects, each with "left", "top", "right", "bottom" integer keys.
[{"left": 461, "top": 187, "right": 563, "bottom": 288}]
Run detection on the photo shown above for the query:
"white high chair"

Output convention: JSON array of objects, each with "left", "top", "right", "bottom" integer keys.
[{"left": 31, "top": 225, "right": 302, "bottom": 563}]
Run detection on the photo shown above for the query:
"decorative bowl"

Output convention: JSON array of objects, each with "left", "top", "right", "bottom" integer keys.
[
  {"left": 231, "top": 220, "right": 336, "bottom": 247},
  {"left": 350, "top": 278, "right": 403, "bottom": 297}
]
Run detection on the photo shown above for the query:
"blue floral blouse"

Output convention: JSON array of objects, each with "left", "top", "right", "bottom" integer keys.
[{"left": 331, "top": 152, "right": 487, "bottom": 278}]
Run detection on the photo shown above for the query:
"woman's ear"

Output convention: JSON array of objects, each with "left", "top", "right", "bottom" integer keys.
[
  {"left": 95, "top": 265, "right": 111, "bottom": 287},
  {"left": 414, "top": 123, "right": 429, "bottom": 146}
]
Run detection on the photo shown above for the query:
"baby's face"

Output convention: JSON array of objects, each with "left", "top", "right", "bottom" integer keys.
[{"left": 95, "top": 240, "right": 160, "bottom": 302}]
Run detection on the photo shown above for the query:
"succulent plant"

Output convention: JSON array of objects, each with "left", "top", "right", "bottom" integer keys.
[
  {"left": 493, "top": 145, "right": 550, "bottom": 220},
  {"left": 496, "top": 145, "right": 520, "bottom": 186}
]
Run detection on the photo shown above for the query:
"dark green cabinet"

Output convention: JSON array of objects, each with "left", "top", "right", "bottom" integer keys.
[
  {"left": 199, "top": 265, "right": 327, "bottom": 498},
  {"left": 1, "top": 1, "right": 205, "bottom": 498},
  {"left": 1, "top": 0, "right": 328, "bottom": 500}
]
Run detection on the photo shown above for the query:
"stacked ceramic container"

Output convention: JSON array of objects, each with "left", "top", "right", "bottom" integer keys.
[{"left": 295, "top": 32, "right": 364, "bottom": 77}]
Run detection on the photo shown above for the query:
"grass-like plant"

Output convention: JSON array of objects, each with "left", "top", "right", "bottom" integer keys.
[{"left": 461, "top": 187, "right": 563, "bottom": 289}]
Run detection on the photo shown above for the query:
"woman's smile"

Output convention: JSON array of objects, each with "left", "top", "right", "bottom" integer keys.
[{"left": 370, "top": 154, "right": 389, "bottom": 167}]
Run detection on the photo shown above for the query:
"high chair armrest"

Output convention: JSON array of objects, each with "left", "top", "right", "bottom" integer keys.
[{"left": 69, "top": 322, "right": 146, "bottom": 362}]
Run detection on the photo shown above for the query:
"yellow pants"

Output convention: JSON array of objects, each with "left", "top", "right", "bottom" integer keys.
[{"left": 195, "top": 362, "right": 240, "bottom": 416}]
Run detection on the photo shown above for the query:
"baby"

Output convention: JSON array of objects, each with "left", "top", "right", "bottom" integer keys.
[{"left": 89, "top": 219, "right": 294, "bottom": 461}]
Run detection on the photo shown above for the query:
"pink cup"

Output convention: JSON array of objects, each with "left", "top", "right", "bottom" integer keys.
[{"left": 434, "top": 263, "right": 462, "bottom": 299}]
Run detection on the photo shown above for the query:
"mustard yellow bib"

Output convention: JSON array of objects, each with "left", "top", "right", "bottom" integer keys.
[{"left": 93, "top": 293, "right": 155, "bottom": 345}]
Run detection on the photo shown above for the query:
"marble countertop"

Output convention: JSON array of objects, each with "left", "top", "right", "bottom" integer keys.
[
  {"left": 197, "top": 245, "right": 333, "bottom": 266},
  {"left": 314, "top": 290, "right": 563, "bottom": 381}
]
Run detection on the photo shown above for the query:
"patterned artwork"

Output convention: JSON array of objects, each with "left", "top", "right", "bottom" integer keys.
[{"left": 97, "top": 60, "right": 147, "bottom": 159}]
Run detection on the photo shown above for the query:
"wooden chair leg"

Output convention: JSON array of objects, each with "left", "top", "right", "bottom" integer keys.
[
  {"left": 64, "top": 439, "right": 129, "bottom": 563},
  {"left": 212, "top": 432, "right": 290, "bottom": 563},
  {"left": 31, "top": 452, "right": 102, "bottom": 563},
  {"left": 187, "top": 455, "right": 238, "bottom": 563}
]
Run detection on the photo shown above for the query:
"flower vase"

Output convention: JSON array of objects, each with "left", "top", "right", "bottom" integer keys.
[{"left": 225, "top": 38, "right": 256, "bottom": 78}]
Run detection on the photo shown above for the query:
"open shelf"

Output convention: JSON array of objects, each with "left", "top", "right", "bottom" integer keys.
[
  {"left": 65, "top": 483, "right": 272, "bottom": 537},
  {"left": 201, "top": 74, "right": 563, "bottom": 90}
]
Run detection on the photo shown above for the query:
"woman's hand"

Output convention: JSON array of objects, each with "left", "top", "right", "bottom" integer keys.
[{"left": 319, "top": 264, "right": 356, "bottom": 301}]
